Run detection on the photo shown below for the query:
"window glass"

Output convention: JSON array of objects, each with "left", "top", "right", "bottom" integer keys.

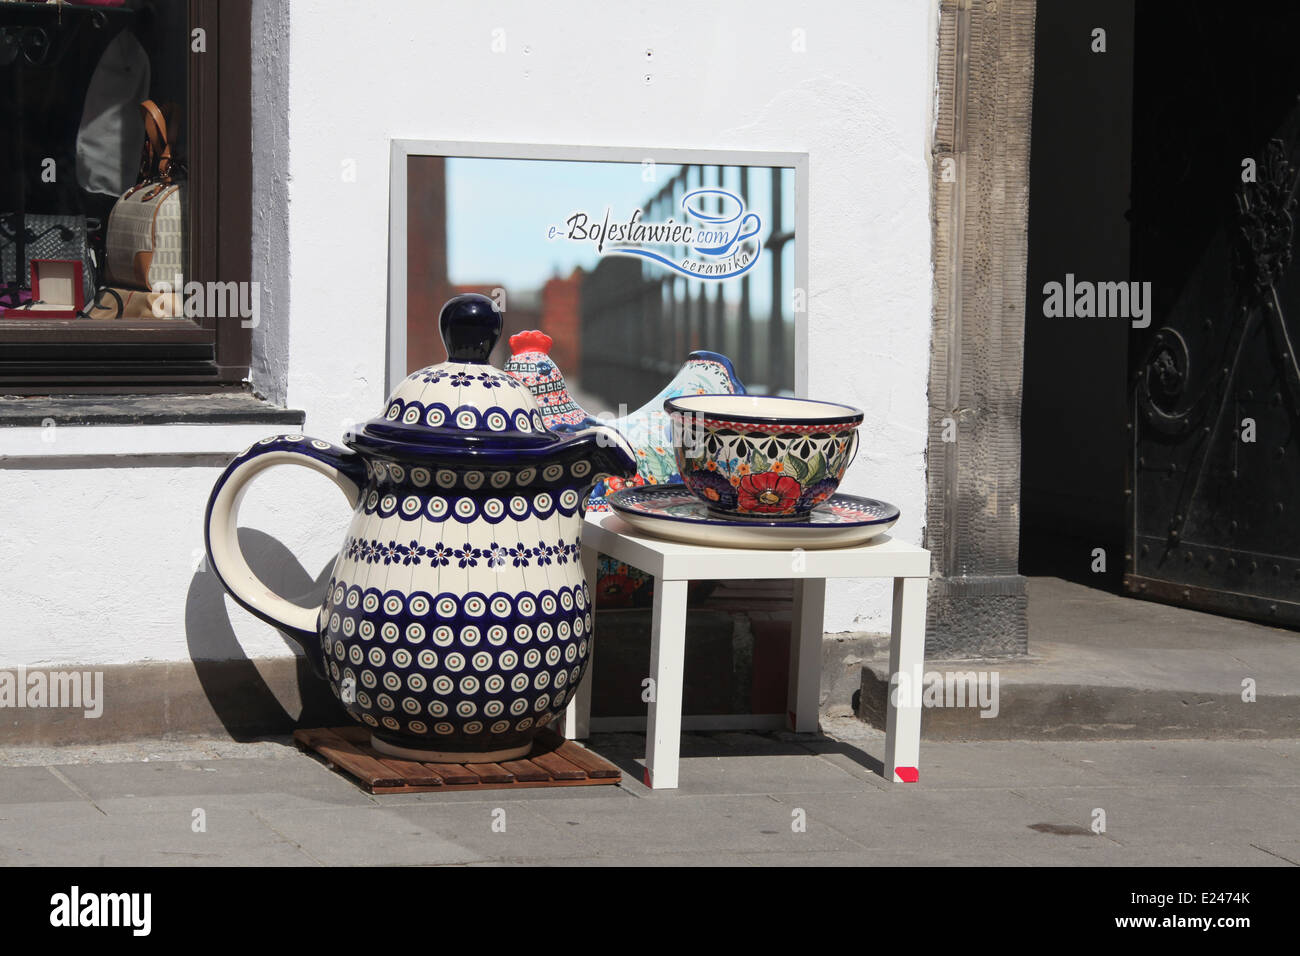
[{"left": 1, "top": 0, "right": 189, "bottom": 319}]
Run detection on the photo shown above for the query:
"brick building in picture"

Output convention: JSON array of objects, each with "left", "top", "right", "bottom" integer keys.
[
  {"left": 404, "top": 156, "right": 584, "bottom": 375},
  {"left": 539, "top": 268, "right": 582, "bottom": 373}
]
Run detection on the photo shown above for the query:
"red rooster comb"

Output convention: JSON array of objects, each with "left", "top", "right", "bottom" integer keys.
[{"left": 509, "top": 330, "right": 553, "bottom": 355}]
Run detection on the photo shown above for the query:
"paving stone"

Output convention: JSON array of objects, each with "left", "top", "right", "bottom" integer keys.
[
  {"left": 1017, "top": 838, "right": 1285, "bottom": 867},
  {"left": 1037, "top": 739, "right": 1300, "bottom": 787},
  {"left": 387, "top": 802, "right": 604, "bottom": 863},
  {"left": 52, "top": 755, "right": 375, "bottom": 811},
  {"left": 0, "top": 731, "right": 1296, "bottom": 865},
  {"left": 767, "top": 788, "right": 1092, "bottom": 853},
  {"left": 527, "top": 793, "right": 864, "bottom": 857},
  {"left": 653, "top": 751, "right": 869, "bottom": 797},
  {"left": 1248, "top": 840, "right": 1300, "bottom": 865},
  {"left": 803, "top": 750, "right": 894, "bottom": 791},
  {"left": 253, "top": 804, "right": 490, "bottom": 866},
  {"left": 565, "top": 736, "right": 874, "bottom": 797},
  {"left": 749, "top": 846, "right": 1033, "bottom": 866},
  {"left": 1105, "top": 842, "right": 1292, "bottom": 866},
  {"left": 1255, "top": 740, "right": 1297, "bottom": 760},
  {"left": 0, "top": 735, "right": 297, "bottom": 767},
  {"left": 0, "top": 802, "right": 311, "bottom": 866},
  {"left": 467, "top": 850, "right": 758, "bottom": 866},
  {"left": 1012, "top": 785, "right": 1299, "bottom": 850},
  {"left": 575, "top": 850, "right": 762, "bottom": 866},
  {"left": 0, "top": 766, "right": 85, "bottom": 805},
  {"left": 895, "top": 740, "right": 1113, "bottom": 790}
]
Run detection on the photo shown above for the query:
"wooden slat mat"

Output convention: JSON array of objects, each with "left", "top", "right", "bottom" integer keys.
[{"left": 294, "top": 726, "right": 621, "bottom": 794}]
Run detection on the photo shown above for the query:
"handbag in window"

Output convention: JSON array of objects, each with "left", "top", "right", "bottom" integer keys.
[{"left": 103, "top": 99, "right": 186, "bottom": 294}]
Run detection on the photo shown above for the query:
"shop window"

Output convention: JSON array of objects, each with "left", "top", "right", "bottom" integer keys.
[{"left": 0, "top": 0, "right": 251, "bottom": 392}]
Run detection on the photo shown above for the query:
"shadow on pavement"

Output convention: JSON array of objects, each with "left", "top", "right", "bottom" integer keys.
[{"left": 184, "top": 527, "right": 347, "bottom": 740}]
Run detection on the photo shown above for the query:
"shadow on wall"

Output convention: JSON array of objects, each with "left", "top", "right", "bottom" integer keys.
[{"left": 184, "top": 527, "right": 347, "bottom": 739}]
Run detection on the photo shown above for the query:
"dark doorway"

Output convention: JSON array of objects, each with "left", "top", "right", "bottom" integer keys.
[
  {"left": 1022, "top": 1, "right": 1300, "bottom": 630},
  {"left": 1020, "top": 0, "right": 1134, "bottom": 591}
]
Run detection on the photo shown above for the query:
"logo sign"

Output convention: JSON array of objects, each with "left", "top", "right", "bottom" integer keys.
[{"left": 551, "top": 188, "right": 763, "bottom": 280}]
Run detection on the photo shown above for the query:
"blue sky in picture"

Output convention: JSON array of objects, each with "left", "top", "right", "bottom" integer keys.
[
  {"left": 444, "top": 157, "right": 791, "bottom": 324},
  {"left": 446, "top": 157, "right": 676, "bottom": 290}
]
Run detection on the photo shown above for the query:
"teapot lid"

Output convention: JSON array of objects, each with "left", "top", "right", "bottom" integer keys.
[{"left": 352, "top": 294, "right": 560, "bottom": 456}]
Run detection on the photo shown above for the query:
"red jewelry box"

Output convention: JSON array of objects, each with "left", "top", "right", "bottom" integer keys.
[{"left": 3, "top": 259, "right": 85, "bottom": 319}]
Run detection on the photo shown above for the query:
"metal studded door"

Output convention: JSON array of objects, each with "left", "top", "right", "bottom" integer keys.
[{"left": 1127, "top": 4, "right": 1300, "bottom": 627}]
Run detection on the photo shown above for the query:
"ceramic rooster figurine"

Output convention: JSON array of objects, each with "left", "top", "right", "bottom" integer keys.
[
  {"left": 504, "top": 330, "right": 746, "bottom": 508},
  {"left": 504, "top": 330, "right": 747, "bottom": 607}
]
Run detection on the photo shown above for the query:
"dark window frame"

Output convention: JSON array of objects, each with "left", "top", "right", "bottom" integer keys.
[{"left": 0, "top": 0, "right": 252, "bottom": 394}]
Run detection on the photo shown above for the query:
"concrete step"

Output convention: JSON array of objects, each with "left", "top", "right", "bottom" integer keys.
[{"left": 856, "top": 576, "right": 1300, "bottom": 740}]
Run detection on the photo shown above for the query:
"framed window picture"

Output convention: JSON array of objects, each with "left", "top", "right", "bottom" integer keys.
[{"left": 387, "top": 141, "right": 809, "bottom": 419}]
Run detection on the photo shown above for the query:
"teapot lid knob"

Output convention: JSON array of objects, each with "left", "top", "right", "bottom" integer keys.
[{"left": 439, "top": 293, "right": 502, "bottom": 364}]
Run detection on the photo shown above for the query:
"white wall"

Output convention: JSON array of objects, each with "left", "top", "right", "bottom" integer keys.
[
  {"left": 0, "top": 0, "right": 935, "bottom": 669},
  {"left": 287, "top": 0, "right": 937, "bottom": 632},
  {"left": 0, "top": 459, "right": 347, "bottom": 666}
]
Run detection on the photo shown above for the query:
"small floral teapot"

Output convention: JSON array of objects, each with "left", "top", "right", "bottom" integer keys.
[{"left": 204, "top": 294, "right": 636, "bottom": 762}]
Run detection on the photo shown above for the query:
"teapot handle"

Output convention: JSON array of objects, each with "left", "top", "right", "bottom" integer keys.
[{"left": 204, "top": 435, "right": 367, "bottom": 674}]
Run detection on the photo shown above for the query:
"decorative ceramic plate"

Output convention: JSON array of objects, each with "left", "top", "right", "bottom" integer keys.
[{"left": 606, "top": 485, "right": 900, "bottom": 550}]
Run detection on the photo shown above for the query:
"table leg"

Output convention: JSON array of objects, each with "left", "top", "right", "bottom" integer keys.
[
  {"left": 562, "top": 544, "right": 601, "bottom": 740},
  {"left": 645, "top": 578, "right": 688, "bottom": 790},
  {"left": 884, "top": 575, "right": 927, "bottom": 784},
  {"left": 787, "top": 577, "right": 826, "bottom": 733}
]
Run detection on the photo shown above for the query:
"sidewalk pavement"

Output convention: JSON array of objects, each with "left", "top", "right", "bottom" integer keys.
[{"left": 1, "top": 718, "right": 1295, "bottom": 866}]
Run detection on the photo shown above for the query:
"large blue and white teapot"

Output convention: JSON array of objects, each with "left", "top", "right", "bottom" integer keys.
[{"left": 204, "top": 294, "right": 636, "bottom": 762}]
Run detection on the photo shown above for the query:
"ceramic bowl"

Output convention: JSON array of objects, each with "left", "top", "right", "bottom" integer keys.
[{"left": 664, "top": 395, "right": 863, "bottom": 520}]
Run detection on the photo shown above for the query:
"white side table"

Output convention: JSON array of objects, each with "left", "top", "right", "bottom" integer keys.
[{"left": 563, "top": 511, "right": 931, "bottom": 789}]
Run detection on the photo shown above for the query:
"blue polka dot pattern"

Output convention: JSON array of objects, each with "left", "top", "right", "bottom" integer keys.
[{"left": 322, "top": 578, "right": 592, "bottom": 745}]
